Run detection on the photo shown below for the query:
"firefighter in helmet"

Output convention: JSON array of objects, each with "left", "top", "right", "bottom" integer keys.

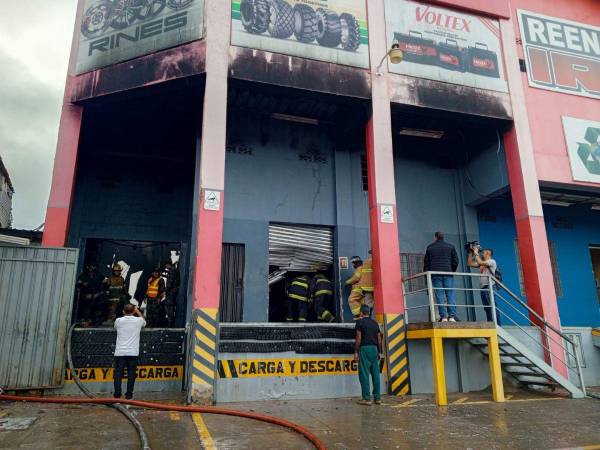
[
  {"left": 346, "top": 256, "right": 364, "bottom": 320},
  {"left": 102, "top": 264, "right": 130, "bottom": 324},
  {"left": 286, "top": 274, "right": 311, "bottom": 322}
]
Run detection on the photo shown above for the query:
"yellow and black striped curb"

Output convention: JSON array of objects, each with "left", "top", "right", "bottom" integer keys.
[
  {"left": 385, "top": 313, "right": 410, "bottom": 396},
  {"left": 191, "top": 308, "right": 218, "bottom": 388}
]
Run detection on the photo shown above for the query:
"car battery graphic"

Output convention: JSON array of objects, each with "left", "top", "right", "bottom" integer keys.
[
  {"left": 393, "top": 31, "right": 438, "bottom": 65},
  {"left": 466, "top": 42, "right": 500, "bottom": 78},
  {"left": 436, "top": 39, "right": 466, "bottom": 72}
]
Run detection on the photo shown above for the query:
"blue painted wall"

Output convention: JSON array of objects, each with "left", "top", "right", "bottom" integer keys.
[
  {"left": 478, "top": 200, "right": 600, "bottom": 327},
  {"left": 223, "top": 115, "right": 370, "bottom": 322}
]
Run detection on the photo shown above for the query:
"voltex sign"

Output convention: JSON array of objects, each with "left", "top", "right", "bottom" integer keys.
[
  {"left": 76, "top": 0, "right": 205, "bottom": 74},
  {"left": 231, "top": 0, "right": 369, "bottom": 69},
  {"left": 518, "top": 11, "right": 600, "bottom": 99},
  {"left": 385, "top": 0, "right": 508, "bottom": 93}
]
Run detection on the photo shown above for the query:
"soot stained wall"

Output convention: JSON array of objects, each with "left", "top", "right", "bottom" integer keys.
[{"left": 223, "top": 116, "right": 370, "bottom": 322}]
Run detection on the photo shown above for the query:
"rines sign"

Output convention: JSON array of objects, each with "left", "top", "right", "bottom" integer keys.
[
  {"left": 518, "top": 10, "right": 600, "bottom": 99},
  {"left": 76, "top": 0, "right": 205, "bottom": 74}
]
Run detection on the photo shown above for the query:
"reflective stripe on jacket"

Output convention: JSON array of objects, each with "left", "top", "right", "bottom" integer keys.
[
  {"left": 346, "top": 268, "right": 363, "bottom": 293},
  {"left": 311, "top": 275, "right": 333, "bottom": 297},
  {"left": 146, "top": 277, "right": 161, "bottom": 298},
  {"left": 288, "top": 277, "right": 310, "bottom": 302},
  {"left": 359, "top": 256, "right": 374, "bottom": 292}
]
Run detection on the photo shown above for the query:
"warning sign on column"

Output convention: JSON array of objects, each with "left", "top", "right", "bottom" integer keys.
[
  {"left": 204, "top": 190, "right": 221, "bottom": 211},
  {"left": 381, "top": 205, "right": 395, "bottom": 223}
]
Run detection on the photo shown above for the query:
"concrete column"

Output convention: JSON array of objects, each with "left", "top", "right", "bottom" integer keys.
[
  {"left": 42, "top": 91, "right": 83, "bottom": 247},
  {"left": 42, "top": 1, "right": 85, "bottom": 247},
  {"left": 366, "top": 0, "right": 404, "bottom": 320},
  {"left": 189, "top": 0, "right": 230, "bottom": 404},
  {"left": 500, "top": 20, "right": 567, "bottom": 376},
  {"left": 366, "top": 0, "right": 409, "bottom": 396}
]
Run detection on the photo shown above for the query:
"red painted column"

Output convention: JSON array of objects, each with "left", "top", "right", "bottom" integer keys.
[
  {"left": 42, "top": 84, "right": 83, "bottom": 247},
  {"left": 366, "top": 0, "right": 409, "bottom": 397},
  {"left": 366, "top": 0, "right": 404, "bottom": 320},
  {"left": 500, "top": 20, "right": 567, "bottom": 377},
  {"left": 189, "top": 0, "right": 230, "bottom": 404},
  {"left": 366, "top": 119, "right": 404, "bottom": 318},
  {"left": 42, "top": 0, "right": 85, "bottom": 247}
]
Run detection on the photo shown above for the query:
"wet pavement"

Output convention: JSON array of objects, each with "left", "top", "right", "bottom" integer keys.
[{"left": 1, "top": 391, "right": 600, "bottom": 449}]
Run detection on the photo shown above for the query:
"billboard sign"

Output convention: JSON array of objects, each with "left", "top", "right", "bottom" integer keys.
[
  {"left": 76, "top": 0, "right": 205, "bottom": 74},
  {"left": 518, "top": 10, "right": 600, "bottom": 100},
  {"left": 231, "top": 0, "right": 369, "bottom": 68},
  {"left": 384, "top": 0, "right": 508, "bottom": 92},
  {"left": 563, "top": 116, "right": 600, "bottom": 184}
]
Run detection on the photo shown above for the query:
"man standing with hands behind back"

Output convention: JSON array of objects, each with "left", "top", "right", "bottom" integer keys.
[
  {"left": 354, "top": 304, "right": 382, "bottom": 406},
  {"left": 113, "top": 304, "right": 146, "bottom": 400}
]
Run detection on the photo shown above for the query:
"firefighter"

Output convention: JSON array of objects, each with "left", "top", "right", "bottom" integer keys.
[
  {"left": 360, "top": 251, "right": 375, "bottom": 313},
  {"left": 286, "top": 274, "right": 311, "bottom": 322},
  {"left": 144, "top": 268, "right": 166, "bottom": 327},
  {"left": 310, "top": 273, "right": 335, "bottom": 322},
  {"left": 75, "top": 263, "right": 104, "bottom": 326},
  {"left": 161, "top": 261, "right": 180, "bottom": 327},
  {"left": 102, "top": 264, "right": 130, "bottom": 325},
  {"left": 346, "top": 256, "right": 364, "bottom": 320}
]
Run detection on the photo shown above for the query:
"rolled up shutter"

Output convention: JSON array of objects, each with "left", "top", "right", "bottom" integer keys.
[{"left": 268, "top": 224, "right": 333, "bottom": 272}]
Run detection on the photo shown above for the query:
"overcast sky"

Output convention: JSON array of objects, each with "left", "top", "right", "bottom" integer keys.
[{"left": 1, "top": 1, "right": 77, "bottom": 229}]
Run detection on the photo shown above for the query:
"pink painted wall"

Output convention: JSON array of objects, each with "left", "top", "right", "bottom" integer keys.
[
  {"left": 427, "top": 0, "right": 510, "bottom": 18},
  {"left": 510, "top": 0, "right": 600, "bottom": 187}
]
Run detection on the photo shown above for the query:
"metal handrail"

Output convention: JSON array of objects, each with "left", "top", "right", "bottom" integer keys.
[{"left": 402, "top": 271, "right": 586, "bottom": 393}]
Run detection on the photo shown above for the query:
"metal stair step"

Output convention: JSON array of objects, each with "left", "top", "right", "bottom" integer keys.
[
  {"left": 519, "top": 380, "right": 559, "bottom": 387},
  {"left": 502, "top": 362, "right": 537, "bottom": 368},
  {"left": 506, "top": 371, "right": 550, "bottom": 378},
  {"left": 470, "top": 341, "right": 511, "bottom": 347},
  {"left": 500, "top": 352, "right": 525, "bottom": 358}
]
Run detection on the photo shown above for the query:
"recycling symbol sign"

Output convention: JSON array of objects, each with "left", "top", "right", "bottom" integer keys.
[
  {"left": 577, "top": 126, "right": 600, "bottom": 175},
  {"left": 563, "top": 117, "right": 600, "bottom": 184}
]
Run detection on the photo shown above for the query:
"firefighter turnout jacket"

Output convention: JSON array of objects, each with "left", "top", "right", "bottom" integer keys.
[
  {"left": 288, "top": 275, "right": 311, "bottom": 302},
  {"left": 310, "top": 274, "right": 333, "bottom": 298}
]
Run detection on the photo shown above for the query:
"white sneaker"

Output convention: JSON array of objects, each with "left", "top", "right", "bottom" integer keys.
[
  {"left": 441, "top": 317, "right": 448, "bottom": 322},
  {"left": 448, "top": 317, "right": 456, "bottom": 322}
]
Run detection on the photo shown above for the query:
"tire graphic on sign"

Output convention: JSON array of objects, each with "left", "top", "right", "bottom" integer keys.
[
  {"left": 316, "top": 8, "right": 342, "bottom": 48},
  {"left": 267, "top": 0, "right": 294, "bottom": 39},
  {"left": 293, "top": 4, "right": 318, "bottom": 43}
]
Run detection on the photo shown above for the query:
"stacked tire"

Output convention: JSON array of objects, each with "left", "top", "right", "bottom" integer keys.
[{"left": 239, "top": 0, "right": 361, "bottom": 52}]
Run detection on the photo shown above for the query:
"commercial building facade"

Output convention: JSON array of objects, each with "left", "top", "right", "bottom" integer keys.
[
  {"left": 43, "top": 0, "right": 599, "bottom": 401},
  {"left": 0, "top": 157, "right": 14, "bottom": 229}
]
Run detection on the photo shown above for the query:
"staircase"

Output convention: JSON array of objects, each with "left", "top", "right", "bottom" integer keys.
[
  {"left": 402, "top": 270, "right": 588, "bottom": 399},
  {"left": 469, "top": 327, "right": 585, "bottom": 398}
]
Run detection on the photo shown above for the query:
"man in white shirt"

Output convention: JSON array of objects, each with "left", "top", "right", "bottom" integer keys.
[{"left": 113, "top": 304, "right": 146, "bottom": 399}]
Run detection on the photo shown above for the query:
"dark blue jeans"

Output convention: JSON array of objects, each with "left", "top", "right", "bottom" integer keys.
[
  {"left": 481, "top": 287, "right": 501, "bottom": 325},
  {"left": 432, "top": 275, "right": 456, "bottom": 319}
]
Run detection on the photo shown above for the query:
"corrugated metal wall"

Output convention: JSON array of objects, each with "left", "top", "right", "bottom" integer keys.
[{"left": 0, "top": 246, "right": 78, "bottom": 389}]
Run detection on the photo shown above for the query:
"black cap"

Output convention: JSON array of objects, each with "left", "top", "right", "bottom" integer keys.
[{"left": 360, "top": 304, "right": 371, "bottom": 315}]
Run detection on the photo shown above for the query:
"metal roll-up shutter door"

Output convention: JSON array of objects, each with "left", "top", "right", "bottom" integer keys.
[{"left": 268, "top": 224, "right": 333, "bottom": 272}]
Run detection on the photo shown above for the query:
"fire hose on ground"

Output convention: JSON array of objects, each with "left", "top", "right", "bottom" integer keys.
[{"left": 0, "top": 324, "right": 326, "bottom": 450}]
